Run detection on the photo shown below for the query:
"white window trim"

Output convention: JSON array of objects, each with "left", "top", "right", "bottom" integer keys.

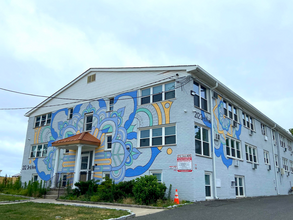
[
  {"left": 245, "top": 144, "right": 258, "bottom": 164},
  {"left": 226, "top": 137, "right": 242, "bottom": 159},
  {"left": 140, "top": 81, "right": 175, "bottom": 105},
  {"left": 103, "top": 172, "right": 111, "bottom": 180},
  {"left": 263, "top": 150, "right": 270, "bottom": 165},
  {"left": 290, "top": 160, "right": 293, "bottom": 173},
  {"left": 68, "top": 108, "right": 73, "bottom": 120},
  {"left": 275, "top": 154, "right": 279, "bottom": 167},
  {"left": 84, "top": 112, "right": 93, "bottom": 132},
  {"left": 138, "top": 125, "right": 176, "bottom": 147},
  {"left": 223, "top": 100, "right": 238, "bottom": 122},
  {"left": 205, "top": 172, "right": 213, "bottom": 199},
  {"left": 30, "top": 143, "right": 48, "bottom": 158},
  {"left": 107, "top": 98, "right": 114, "bottom": 112},
  {"left": 34, "top": 113, "right": 52, "bottom": 128},
  {"left": 150, "top": 170, "right": 162, "bottom": 183},
  {"left": 195, "top": 124, "right": 211, "bottom": 157},
  {"left": 282, "top": 157, "right": 289, "bottom": 172},
  {"left": 261, "top": 123, "right": 266, "bottom": 136},
  {"left": 32, "top": 174, "right": 38, "bottom": 182},
  {"left": 105, "top": 133, "right": 112, "bottom": 151},
  {"left": 235, "top": 175, "right": 245, "bottom": 197},
  {"left": 242, "top": 112, "right": 254, "bottom": 131},
  {"left": 87, "top": 74, "right": 96, "bottom": 83},
  {"left": 280, "top": 135, "right": 286, "bottom": 148},
  {"left": 193, "top": 81, "right": 209, "bottom": 112}
]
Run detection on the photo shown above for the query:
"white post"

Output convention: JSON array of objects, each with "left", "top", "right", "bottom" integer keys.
[
  {"left": 91, "top": 149, "right": 96, "bottom": 180},
  {"left": 73, "top": 144, "right": 82, "bottom": 188},
  {"left": 51, "top": 148, "right": 60, "bottom": 188}
]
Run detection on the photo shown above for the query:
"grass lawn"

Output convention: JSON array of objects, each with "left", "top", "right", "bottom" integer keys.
[
  {"left": 0, "top": 194, "right": 28, "bottom": 201},
  {"left": 0, "top": 202, "right": 130, "bottom": 220}
]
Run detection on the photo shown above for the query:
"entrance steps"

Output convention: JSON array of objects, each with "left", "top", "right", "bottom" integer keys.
[{"left": 45, "top": 188, "right": 66, "bottom": 199}]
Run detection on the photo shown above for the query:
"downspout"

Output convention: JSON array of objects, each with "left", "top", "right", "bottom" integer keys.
[
  {"left": 210, "top": 81, "right": 219, "bottom": 199},
  {"left": 271, "top": 124, "right": 279, "bottom": 195}
]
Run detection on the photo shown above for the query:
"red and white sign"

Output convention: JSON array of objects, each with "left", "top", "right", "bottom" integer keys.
[{"left": 177, "top": 154, "right": 192, "bottom": 172}]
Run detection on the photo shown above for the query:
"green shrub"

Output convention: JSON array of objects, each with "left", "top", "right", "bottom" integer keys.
[
  {"left": 74, "top": 179, "right": 99, "bottom": 195},
  {"left": 133, "top": 175, "right": 167, "bottom": 205},
  {"left": 90, "top": 195, "right": 100, "bottom": 202}
]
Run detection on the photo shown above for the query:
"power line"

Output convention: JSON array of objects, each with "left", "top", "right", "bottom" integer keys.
[{"left": 0, "top": 75, "right": 192, "bottom": 111}]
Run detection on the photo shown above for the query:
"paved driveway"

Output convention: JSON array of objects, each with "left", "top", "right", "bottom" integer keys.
[{"left": 136, "top": 195, "right": 293, "bottom": 220}]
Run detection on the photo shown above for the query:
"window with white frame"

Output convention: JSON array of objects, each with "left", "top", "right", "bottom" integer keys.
[
  {"left": 263, "top": 150, "right": 270, "bottom": 165},
  {"left": 87, "top": 74, "right": 96, "bottom": 83},
  {"left": 30, "top": 144, "right": 48, "bottom": 158},
  {"left": 205, "top": 172, "right": 213, "bottom": 199},
  {"left": 245, "top": 144, "right": 257, "bottom": 163},
  {"left": 32, "top": 174, "right": 38, "bottom": 182},
  {"left": 226, "top": 138, "right": 241, "bottom": 159},
  {"left": 290, "top": 160, "right": 293, "bottom": 173},
  {"left": 193, "top": 81, "right": 208, "bottom": 111},
  {"left": 235, "top": 176, "right": 245, "bottom": 197},
  {"left": 139, "top": 125, "right": 176, "bottom": 147},
  {"left": 242, "top": 112, "right": 254, "bottom": 130},
  {"left": 195, "top": 125, "right": 210, "bottom": 157},
  {"left": 261, "top": 123, "right": 266, "bottom": 136},
  {"left": 103, "top": 172, "right": 110, "bottom": 180},
  {"left": 109, "top": 98, "right": 114, "bottom": 111},
  {"left": 223, "top": 101, "right": 238, "bottom": 122},
  {"left": 105, "top": 134, "right": 112, "bottom": 150},
  {"left": 84, "top": 113, "right": 93, "bottom": 131},
  {"left": 280, "top": 135, "right": 286, "bottom": 148},
  {"left": 272, "top": 131, "right": 277, "bottom": 145},
  {"left": 282, "top": 157, "right": 289, "bottom": 172},
  {"left": 141, "top": 81, "right": 175, "bottom": 105},
  {"left": 288, "top": 141, "right": 292, "bottom": 152},
  {"left": 34, "top": 113, "right": 52, "bottom": 127},
  {"left": 150, "top": 170, "right": 162, "bottom": 183},
  {"left": 275, "top": 154, "right": 279, "bottom": 167},
  {"left": 68, "top": 108, "right": 73, "bottom": 120}
]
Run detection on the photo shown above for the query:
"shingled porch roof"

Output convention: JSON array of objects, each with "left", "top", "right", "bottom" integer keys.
[{"left": 52, "top": 132, "right": 101, "bottom": 147}]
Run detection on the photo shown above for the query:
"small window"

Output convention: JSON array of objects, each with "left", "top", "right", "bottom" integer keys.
[
  {"left": 193, "top": 81, "right": 208, "bottom": 111},
  {"left": 195, "top": 125, "right": 210, "bottom": 157},
  {"left": 32, "top": 174, "right": 38, "bottom": 182},
  {"left": 150, "top": 170, "right": 162, "bottom": 183},
  {"left": 105, "top": 134, "right": 112, "bottom": 150},
  {"left": 282, "top": 158, "right": 289, "bottom": 172},
  {"left": 226, "top": 138, "right": 241, "bottom": 159},
  {"left": 87, "top": 74, "right": 96, "bottom": 83},
  {"left": 68, "top": 108, "right": 73, "bottom": 120},
  {"left": 245, "top": 144, "right": 257, "bottom": 163},
  {"left": 109, "top": 98, "right": 114, "bottom": 111},
  {"left": 275, "top": 154, "right": 279, "bottom": 167},
  {"left": 205, "top": 172, "right": 212, "bottom": 199},
  {"left": 261, "top": 123, "right": 266, "bottom": 136},
  {"left": 242, "top": 112, "right": 254, "bottom": 130},
  {"left": 263, "top": 150, "right": 270, "bottom": 165},
  {"left": 35, "top": 113, "right": 51, "bottom": 127},
  {"left": 103, "top": 172, "right": 111, "bottom": 180},
  {"left": 139, "top": 126, "right": 176, "bottom": 147},
  {"left": 235, "top": 176, "right": 245, "bottom": 197},
  {"left": 84, "top": 113, "right": 93, "bottom": 131}
]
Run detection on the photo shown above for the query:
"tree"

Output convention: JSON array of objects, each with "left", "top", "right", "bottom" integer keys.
[{"left": 289, "top": 128, "right": 293, "bottom": 135}]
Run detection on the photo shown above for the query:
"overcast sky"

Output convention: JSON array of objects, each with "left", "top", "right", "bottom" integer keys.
[{"left": 0, "top": 0, "right": 292, "bottom": 177}]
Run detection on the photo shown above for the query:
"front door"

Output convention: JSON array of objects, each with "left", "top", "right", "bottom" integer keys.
[{"left": 80, "top": 154, "right": 90, "bottom": 182}]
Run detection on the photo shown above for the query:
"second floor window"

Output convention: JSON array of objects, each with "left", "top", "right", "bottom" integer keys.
[
  {"left": 226, "top": 138, "right": 241, "bottom": 159},
  {"left": 242, "top": 112, "right": 254, "bottom": 130},
  {"left": 193, "top": 81, "right": 208, "bottom": 111},
  {"left": 30, "top": 144, "right": 48, "bottom": 158},
  {"left": 68, "top": 108, "right": 73, "bottom": 120},
  {"left": 245, "top": 144, "right": 257, "bottom": 163},
  {"left": 263, "top": 150, "right": 270, "bottom": 164},
  {"left": 195, "top": 125, "right": 210, "bottom": 157},
  {"left": 35, "top": 113, "right": 52, "bottom": 127},
  {"left": 141, "top": 82, "right": 175, "bottom": 105},
  {"left": 223, "top": 101, "right": 238, "bottom": 122},
  {"left": 84, "top": 113, "right": 93, "bottom": 131},
  {"left": 282, "top": 157, "right": 289, "bottom": 171},
  {"left": 275, "top": 154, "right": 279, "bottom": 167},
  {"left": 261, "top": 123, "right": 266, "bottom": 136}
]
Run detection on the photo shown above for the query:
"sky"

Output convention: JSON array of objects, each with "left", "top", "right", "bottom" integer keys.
[{"left": 0, "top": 0, "right": 292, "bottom": 177}]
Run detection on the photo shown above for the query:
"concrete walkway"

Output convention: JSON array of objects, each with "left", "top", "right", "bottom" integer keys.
[{"left": 32, "top": 198, "right": 165, "bottom": 217}]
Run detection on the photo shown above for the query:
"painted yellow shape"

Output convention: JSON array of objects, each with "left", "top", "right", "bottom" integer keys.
[
  {"left": 167, "top": 148, "right": 173, "bottom": 155},
  {"left": 29, "top": 160, "right": 32, "bottom": 164},
  {"left": 95, "top": 149, "right": 104, "bottom": 154},
  {"left": 157, "top": 146, "right": 163, "bottom": 151},
  {"left": 94, "top": 158, "right": 111, "bottom": 166},
  {"left": 93, "top": 128, "right": 99, "bottom": 137},
  {"left": 62, "top": 161, "right": 75, "bottom": 167},
  {"left": 94, "top": 175, "right": 103, "bottom": 179},
  {"left": 213, "top": 99, "right": 226, "bottom": 139},
  {"left": 152, "top": 103, "right": 162, "bottom": 125},
  {"left": 161, "top": 100, "right": 173, "bottom": 124},
  {"left": 76, "top": 130, "right": 80, "bottom": 134},
  {"left": 34, "top": 128, "right": 41, "bottom": 144}
]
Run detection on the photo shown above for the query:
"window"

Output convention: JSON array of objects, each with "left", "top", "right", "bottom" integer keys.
[
  {"left": 282, "top": 158, "right": 289, "bottom": 172},
  {"left": 87, "top": 74, "right": 96, "bottom": 83},
  {"left": 84, "top": 113, "right": 93, "bottom": 131},
  {"left": 226, "top": 138, "right": 241, "bottom": 159},
  {"left": 139, "top": 126, "right": 176, "bottom": 147},
  {"left": 205, "top": 172, "right": 212, "bottom": 199},
  {"left": 64, "top": 149, "right": 69, "bottom": 154},
  {"left": 223, "top": 100, "right": 238, "bottom": 122},
  {"left": 61, "top": 174, "right": 67, "bottom": 187},
  {"left": 32, "top": 174, "right": 38, "bottom": 182},
  {"left": 288, "top": 141, "right": 292, "bottom": 152},
  {"left": 261, "top": 123, "right": 266, "bottom": 136},
  {"left": 245, "top": 144, "right": 257, "bottom": 163},
  {"left": 280, "top": 135, "right": 286, "bottom": 148},
  {"left": 105, "top": 134, "right": 112, "bottom": 150},
  {"left": 103, "top": 172, "right": 110, "bottom": 180},
  {"left": 290, "top": 160, "right": 293, "bottom": 173},
  {"left": 150, "top": 170, "right": 162, "bottom": 183},
  {"left": 30, "top": 144, "right": 48, "bottom": 158},
  {"left": 275, "top": 154, "right": 279, "bottom": 167},
  {"left": 263, "top": 150, "right": 270, "bottom": 165},
  {"left": 68, "top": 108, "right": 73, "bottom": 120},
  {"left": 193, "top": 81, "right": 208, "bottom": 111},
  {"left": 235, "top": 176, "right": 245, "bottom": 197},
  {"left": 195, "top": 125, "right": 210, "bottom": 157},
  {"left": 242, "top": 112, "right": 254, "bottom": 130},
  {"left": 34, "top": 113, "right": 52, "bottom": 127},
  {"left": 141, "top": 81, "right": 175, "bottom": 105},
  {"left": 109, "top": 98, "right": 114, "bottom": 111}
]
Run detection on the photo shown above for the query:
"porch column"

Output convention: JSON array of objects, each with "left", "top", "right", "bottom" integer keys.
[
  {"left": 91, "top": 149, "right": 96, "bottom": 180},
  {"left": 73, "top": 144, "right": 82, "bottom": 188},
  {"left": 51, "top": 147, "right": 60, "bottom": 188}
]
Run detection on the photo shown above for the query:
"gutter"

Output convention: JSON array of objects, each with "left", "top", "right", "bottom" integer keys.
[{"left": 271, "top": 124, "right": 279, "bottom": 195}]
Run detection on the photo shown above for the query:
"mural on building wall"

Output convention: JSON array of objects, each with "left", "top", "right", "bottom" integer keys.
[
  {"left": 32, "top": 91, "right": 173, "bottom": 183},
  {"left": 212, "top": 97, "right": 242, "bottom": 168}
]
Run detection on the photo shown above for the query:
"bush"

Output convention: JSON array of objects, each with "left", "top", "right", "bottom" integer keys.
[
  {"left": 133, "top": 175, "right": 167, "bottom": 205},
  {"left": 74, "top": 179, "right": 99, "bottom": 196}
]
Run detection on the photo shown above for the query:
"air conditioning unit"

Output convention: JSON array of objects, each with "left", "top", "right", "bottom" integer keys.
[
  {"left": 190, "top": 90, "right": 196, "bottom": 96},
  {"left": 233, "top": 121, "right": 237, "bottom": 128},
  {"left": 281, "top": 168, "right": 285, "bottom": 175},
  {"left": 252, "top": 163, "right": 257, "bottom": 169},
  {"left": 212, "top": 91, "right": 218, "bottom": 99},
  {"left": 264, "top": 136, "right": 268, "bottom": 141},
  {"left": 267, "top": 165, "right": 271, "bottom": 171},
  {"left": 234, "top": 160, "right": 239, "bottom": 167},
  {"left": 214, "top": 133, "right": 220, "bottom": 141},
  {"left": 249, "top": 130, "right": 253, "bottom": 136}
]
